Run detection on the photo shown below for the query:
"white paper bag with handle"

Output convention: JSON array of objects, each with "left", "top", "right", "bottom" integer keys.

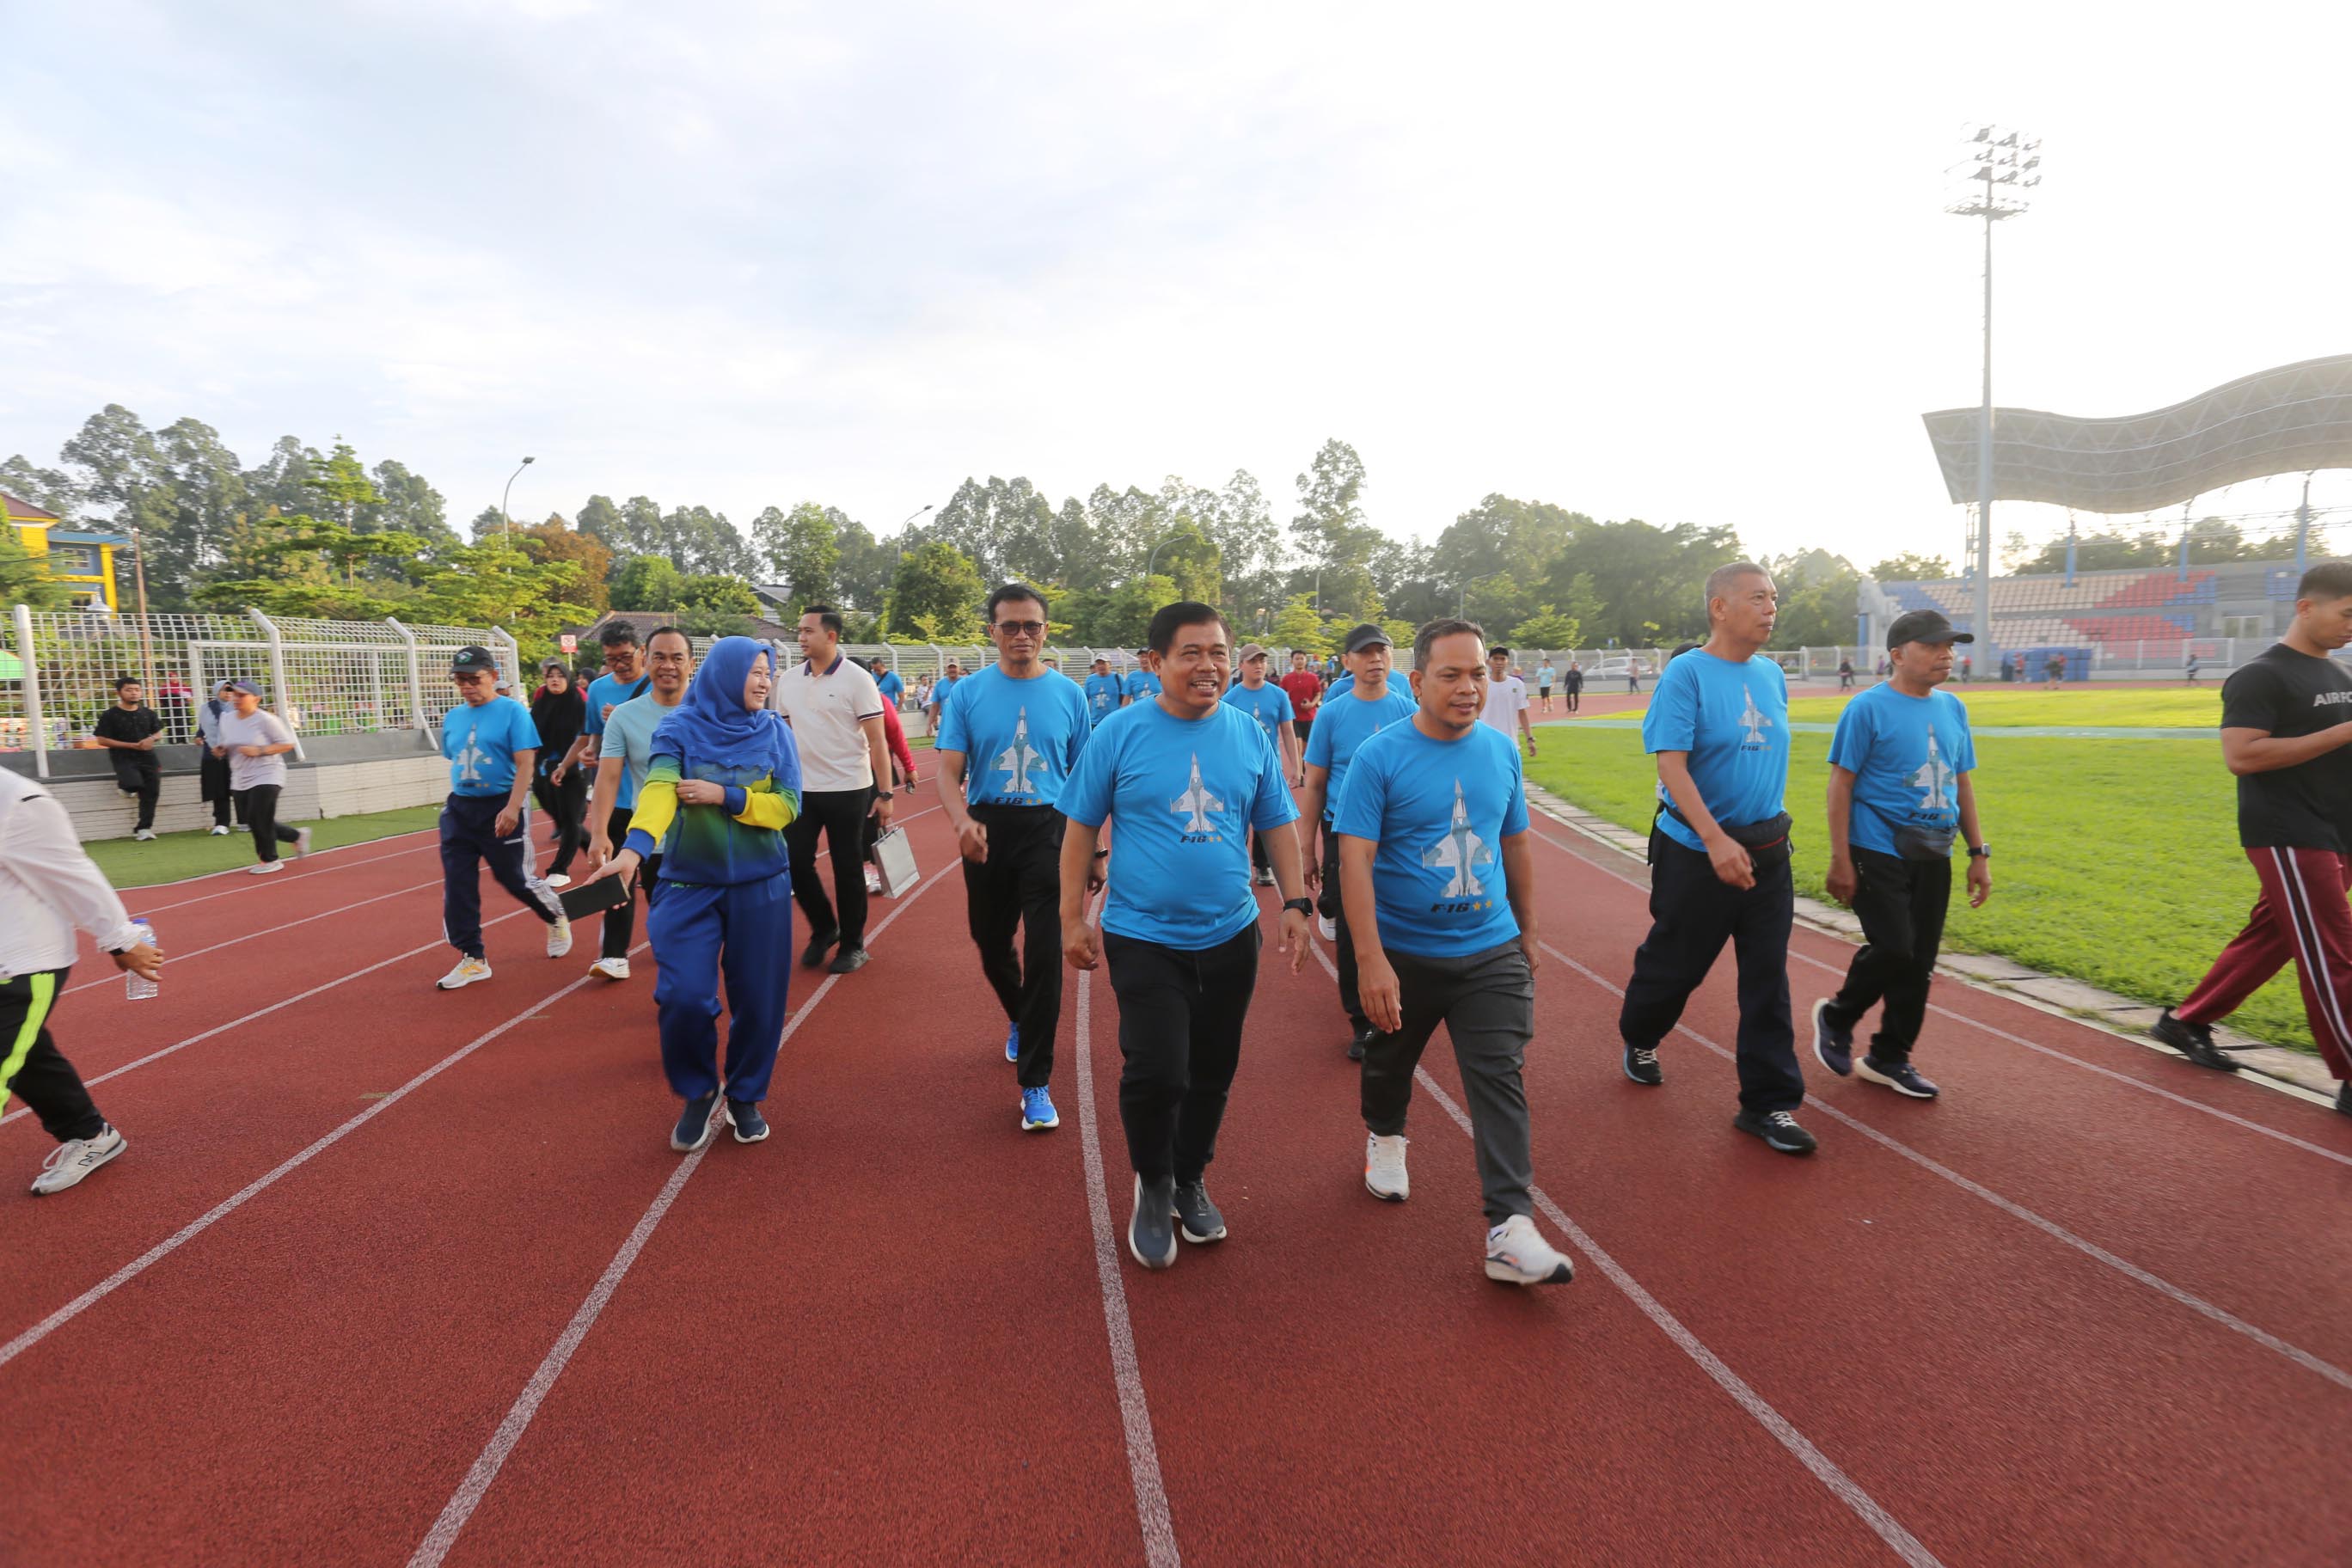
[{"left": 873, "top": 825, "right": 920, "bottom": 897}]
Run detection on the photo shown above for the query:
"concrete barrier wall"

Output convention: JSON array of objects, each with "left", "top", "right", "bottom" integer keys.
[{"left": 3, "top": 737, "right": 452, "bottom": 842}]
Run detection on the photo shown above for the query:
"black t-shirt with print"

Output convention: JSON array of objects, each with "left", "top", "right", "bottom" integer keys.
[
  {"left": 94, "top": 704, "right": 163, "bottom": 745},
  {"left": 2220, "top": 643, "right": 2352, "bottom": 851}
]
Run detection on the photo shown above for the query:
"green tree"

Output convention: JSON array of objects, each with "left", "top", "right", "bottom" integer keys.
[
  {"left": 1289, "top": 438, "right": 1382, "bottom": 622},
  {"left": 60, "top": 404, "right": 182, "bottom": 603},
  {"left": 363, "top": 459, "right": 453, "bottom": 547},
  {"left": 515, "top": 516, "right": 614, "bottom": 614},
  {"left": 575, "top": 494, "right": 626, "bottom": 552},
  {"left": 609, "top": 554, "right": 686, "bottom": 611},
  {"left": 677, "top": 573, "right": 760, "bottom": 616},
  {"left": 1269, "top": 592, "right": 1332, "bottom": 655},
  {"left": 152, "top": 419, "right": 247, "bottom": 602},
  {"left": 1508, "top": 606, "right": 1581, "bottom": 648},
  {"left": 887, "top": 541, "right": 986, "bottom": 639},
  {"left": 752, "top": 502, "right": 841, "bottom": 609},
  {"left": 1539, "top": 518, "right": 1743, "bottom": 646},
  {"left": 0, "top": 525, "right": 71, "bottom": 609},
  {"left": 833, "top": 518, "right": 895, "bottom": 611},
  {"left": 2012, "top": 528, "right": 2171, "bottom": 574},
  {"left": 0, "top": 455, "right": 80, "bottom": 518},
  {"left": 1867, "top": 551, "right": 1953, "bottom": 581},
  {"left": 413, "top": 538, "right": 591, "bottom": 646}
]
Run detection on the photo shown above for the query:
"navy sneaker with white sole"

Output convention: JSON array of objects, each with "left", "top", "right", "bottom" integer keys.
[
  {"left": 1129, "top": 1174, "right": 1178, "bottom": 1269},
  {"left": 1172, "top": 1179, "right": 1227, "bottom": 1243},
  {"left": 1811, "top": 998, "right": 1853, "bottom": 1076},
  {"left": 1858, "top": 1057, "right": 1939, "bottom": 1099},
  {"left": 727, "top": 1099, "right": 769, "bottom": 1142},
  {"left": 671, "top": 1093, "right": 722, "bottom": 1153},
  {"left": 1731, "top": 1108, "right": 1817, "bottom": 1155}
]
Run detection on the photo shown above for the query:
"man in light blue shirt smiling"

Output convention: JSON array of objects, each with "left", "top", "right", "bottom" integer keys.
[{"left": 1059, "top": 602, "right": 1310, "bottom": 1272}]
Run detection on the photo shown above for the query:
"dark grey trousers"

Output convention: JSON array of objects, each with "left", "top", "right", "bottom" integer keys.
[{"left": 1360, "top": 940, "right": 1537, "bottom": 1226}]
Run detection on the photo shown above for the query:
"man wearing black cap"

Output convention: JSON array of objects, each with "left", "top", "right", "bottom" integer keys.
[
  {"left": 1810, "top": 610, "right": 1990, "bottom": 1100},
  {"left": 1302, "top": 623, "right": 1418, "bottom": 1057},
  {"left": 434, "top": 646, "right": 569, "bottom": 990}
]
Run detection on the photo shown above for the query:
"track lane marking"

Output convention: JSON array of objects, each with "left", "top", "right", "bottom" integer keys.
[
  {"left": 1524, "top": 824, "right": 2352, "bottom": 1160},
  {"left": 132, "top": 828, "right": 444, "bottom": 912},
  {"left": 1298, "top": 938, "right": 1942, "bottom": 1566},
  {"left": 1539, "top": 940, "right": 2352, "bottom": 1395},
  {"left": 65, "top": 874, "right": 450, "bottom": 995},
  {"left": 407, "top": 860, "right": 946, "bottom": 1568}
]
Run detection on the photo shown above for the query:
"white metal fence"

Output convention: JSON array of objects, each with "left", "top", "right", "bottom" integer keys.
[{"left": 3, "top": 605, "right": 519, "bottom": 778}]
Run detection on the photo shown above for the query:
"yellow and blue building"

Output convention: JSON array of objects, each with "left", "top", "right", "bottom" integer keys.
[{"left": 3, "top": 490, "right": 127, "bottom": 609}]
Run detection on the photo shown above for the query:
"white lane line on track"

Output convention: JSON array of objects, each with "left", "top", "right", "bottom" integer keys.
[
  {"left": 3, "top": 908, "right": 537, "bottom": 1126},
  {"left": 1075, "top": 910, "right": 1182, "bottom": 1568},
  {"left": 407, "top": 865, "right": 946, "bottom": 1568},
  {"left": 1540, "top": 940, "right": 2352, "bottom": 1395},
  {"left": 1299, "top": 940, "right": 1941, "bottom": 1567},
  {"left": 66, "top": 875, "right": 448, "bottom": 995},
  {"left": 0, "top": 940, "right": 648, "bottom": 1371},
  {"left": 132, "top": 828, "right": 444, "bottom": 913},
  {"left": 1524, "top": 824, "right": 2352, "bottom": 1157}
]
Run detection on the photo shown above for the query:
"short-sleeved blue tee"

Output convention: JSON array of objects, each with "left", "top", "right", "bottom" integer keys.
[
  {"left": 1059, "top": 700, "right": 1300, "bottom": 950},
  {"left": 442, "top": 696, "right": 542, "bottom": 799},
  {"left": 1642, "top": 652, "right": 1790, "bottom": 852},
  {"left": 875, "top": 669, "right": 904, "bottom": 706},
  {"left": 1335, "top": 720, "right": 1530, "bottom": 959},
  {"left": 1083, "top": 672, "right": 1124, "bottom": 726},
  {"left": 1305, "top": 686, "right": 1417, "bottom": 821},
  {"left": 1326, "top": 672, "right": 1357, "bottom": 702},
  {"left": 935, "top": 665, "right": 1091, "bottom": 807},
  {"left": 1828, "top": 683, "right": 1977, "bottom": 857},
  {"left": 1222, "top": 680, "right": 1295, "bottom": 753},
  {"left": 582, "top": 671, "right": 652, "bottom": 740},
  {"left": 928, "top": 674, "right": 959, "bottom": 712},
  {"left": 1123, "top": 669, "right": 1162, "bottom": 702}
]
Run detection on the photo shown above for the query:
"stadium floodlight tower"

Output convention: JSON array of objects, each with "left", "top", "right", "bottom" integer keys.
[{"left": 1946, "top": 125, "right": 2042, "bottom": 658}]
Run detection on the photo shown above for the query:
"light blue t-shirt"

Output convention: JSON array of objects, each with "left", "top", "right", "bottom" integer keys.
[
  {"left": 1123, "top": 669, "right": 1161, "bottom": 702},
  {"left": 442, "top": 697, "right": 542, "bottom": 799},
  {"left": 1060, "top": 700, "right": 1299, "bottom": 950},
  {"left": 601, "top": 692, "right": 684, "bottom": 836},
  {"left": 1642, "top": 651, "right": 1790, "bottom": 852},
  {"left": 928, "top": 674, "right": 960, "bottom": 712},
  {"left": 1222, "top": 680, "right": 1295, "bottom": 753},
  {"left": 1326, "top": 672, "right": 1357, "bottom": 702},
  {"left": 582, "top": 670, "right": 652, "bottom": 739},
  {"left": 1335, "top": 720, "right": 1530, "bottom": 959},
  {"left": 1828, "top": 682, "right": 1977, "bottom": 857},
  {"left": 1305, "top": 685, "right": 1417, "bottom": 822},
  {"left": 936, "top": 665, "right": 1091, "bottom": 807},
  {"left": 875, "top": 669, "right": 904, "bottom": 706},
  {"left": 1083, "top": 672, "right": 1124, "bottom": 726}
]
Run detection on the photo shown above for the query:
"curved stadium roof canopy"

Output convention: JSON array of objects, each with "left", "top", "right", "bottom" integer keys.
[{"left": 1921, "top": 353, "right": 2352, "bottom": 513}]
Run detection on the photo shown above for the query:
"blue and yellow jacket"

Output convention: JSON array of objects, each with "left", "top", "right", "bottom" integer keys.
[{"left": 622, "top": 752, "right": 800, "bottom": 885}]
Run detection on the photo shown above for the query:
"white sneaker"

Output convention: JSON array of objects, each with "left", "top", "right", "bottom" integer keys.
[
  {"left": 546, "top": 916, "right": 573, "bottom": 959},
  {"left": 132, "top": 828, "right": 156, "bottom": 842},
  {"left": 544, "top": 873, "right": 573, "bottom": 889},
  {"left": 1317, "top": 914, "right": 1337, "bottom": 942},
  {"left": 590, "top": 956, "right": 631, "bottom": 982},
  {"left": 1484, "top": 1214, "right": 1575, "bottom": 1286},
  {"left": 292, "top": 828, "right": 313, "bottom": 859},
  {"left": 1365, "top": 1133, "right": 1410, "bottom": 1202},
  {"left": 32, "top": 1124, "right": 126, "bottom": 1195},
  {"left": 210, "top": 824, "right": 231, "bottom": 836},
  {"left": 249, "top": 861, "right": 285, "bottom": 876},
  {"left": 437, "top": 956, "right": 492, "bottom": 989}
]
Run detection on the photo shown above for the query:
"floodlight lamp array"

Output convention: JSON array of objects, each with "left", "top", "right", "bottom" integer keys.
[{"left": 1946, "top": 123, "right": 2043, "bottom": 219}]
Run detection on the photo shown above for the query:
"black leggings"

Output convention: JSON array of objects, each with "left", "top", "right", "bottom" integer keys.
[
  {"left": 236, "top": 785, "right": 303, "bottom": 863},
  {"left": 0, "top": 968, "right": 104, "bottom": 1143},
  {"left": 532, "top": 767, "right": 588, "bottom": 877}
]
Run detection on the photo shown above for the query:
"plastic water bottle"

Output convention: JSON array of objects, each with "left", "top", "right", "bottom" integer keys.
[{"left": 124, "top": 920, "right": 158, "bottom": 1001}]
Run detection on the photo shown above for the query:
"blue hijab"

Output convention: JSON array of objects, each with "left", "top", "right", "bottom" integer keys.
[{"left": 650, "top": 637, "right": 787, "bottom": 773}]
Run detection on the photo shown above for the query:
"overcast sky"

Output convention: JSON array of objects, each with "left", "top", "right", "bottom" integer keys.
[{"left": 6, "top": 0, "right": 2349, "bottom": 569}]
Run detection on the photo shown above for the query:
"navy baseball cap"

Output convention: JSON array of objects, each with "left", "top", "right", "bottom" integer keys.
[
  {"left": 1342, "top": 622, "right": 1392, "bottom": 655},
  {"left": 1885, "top": 610, "right": 1974, "bottom": 649},
  {"left": 450, "top": 645, "right": 499, "bottom": 673}
]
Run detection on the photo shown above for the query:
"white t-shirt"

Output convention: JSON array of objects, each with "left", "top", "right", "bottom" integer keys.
[
  {"left": 1479, "top": 676, "right": 1528, "bottom": 738},
  {"left": 775, "top": 653, "right": 885, "bottom": 792},
  {"left": 217, "top": 707, "right": 297, "bottom": 790}
]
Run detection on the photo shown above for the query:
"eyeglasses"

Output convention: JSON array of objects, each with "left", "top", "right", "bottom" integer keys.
[{"left": 995, "top": 621, "right": 1045, "bottom": 638}]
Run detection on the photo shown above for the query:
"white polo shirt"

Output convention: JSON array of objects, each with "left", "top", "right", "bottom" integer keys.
[
  {"left": 775, "top": 652, "right": 885, "bottom": 792},
  {"left": 1480, "top": 674, "right": 1528, "bottom": 738}
]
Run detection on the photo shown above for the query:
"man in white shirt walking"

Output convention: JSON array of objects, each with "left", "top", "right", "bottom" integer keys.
[
  {"left": 1, "top": 770, "right": 163, "bottom": 1195},
  {"left": 1480, "top": 646, "right": 1536, "bottom": 759},
  {"left": 775, "top": 605, "right": 895, "bottom": 973}
]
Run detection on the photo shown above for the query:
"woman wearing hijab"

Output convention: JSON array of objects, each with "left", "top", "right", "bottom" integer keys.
[
  {"left": 586, "top": 638, "right": 803, "bottom": 1151},
  {"left": 195, "top": 678, "right": 243, "bottom": 835},
  {"left": 529, "top": 659, "right": 590, "bottom": 885}
]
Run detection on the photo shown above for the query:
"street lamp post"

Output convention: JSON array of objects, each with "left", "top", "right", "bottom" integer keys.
[
  {"left": 499, "top": 456, "right": 536, "bottom": 546},
  {"left": 1947, "top": 125, "right": 2041, "bottom": 663}
]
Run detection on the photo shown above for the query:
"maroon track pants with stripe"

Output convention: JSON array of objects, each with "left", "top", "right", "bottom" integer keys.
[{"left": 2179, "top": 846, "right": 2352, "bottom": 1079}]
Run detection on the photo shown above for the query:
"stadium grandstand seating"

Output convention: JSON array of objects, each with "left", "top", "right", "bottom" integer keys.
[{"left": 1882, "top": 565, "right": 2247, "bottom": 654}]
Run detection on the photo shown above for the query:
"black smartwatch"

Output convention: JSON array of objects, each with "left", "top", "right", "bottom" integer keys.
[
  {"left": 1967, "top": 844, "right": 1990, "bottom": 859},
  {"left": 1283, "top": 897, "right": 1314, "bottom": 916},
  {"left": 876, "top": 790, "right": 894, "bottom": 801}
]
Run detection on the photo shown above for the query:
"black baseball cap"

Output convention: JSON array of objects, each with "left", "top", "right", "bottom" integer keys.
[
  {"left": 1885, "top": 610, "right": 1974, "bottom": 650},
  {"left": 1342, "top": 622, "right": 1392, "bottom": 655},
  {"left": 451, "top": 645, "right": 500, "bottom": 673}
]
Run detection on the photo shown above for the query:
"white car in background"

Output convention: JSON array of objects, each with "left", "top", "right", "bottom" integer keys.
[{"left": 1589, "top": 657, "right": 1654, "bottom": 680}]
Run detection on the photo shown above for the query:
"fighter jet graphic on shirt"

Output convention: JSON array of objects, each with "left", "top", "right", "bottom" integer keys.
[
  {"left": 1736, "top": 685, "right": 1773, "bottom": 750},
  {"left": 1908, "top": 727, "right": 1954, "bottom": 813},
  {"left": 454, "top": 738, "right": 491, "bottom": 785},
  {"left": 1169, "top": 752, "right": 1223, "bottom": 834},
  {"left": 1421, "top": 780, "right": 1494, "bottom": 898},
  {"left": 993, "top": 707, "right": 1046, "bottom": 796}
]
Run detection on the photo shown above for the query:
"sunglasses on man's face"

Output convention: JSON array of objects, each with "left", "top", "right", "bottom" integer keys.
[
  {"left": 995, "top": 620, "right": 1046, "bottom": 638},
  {"left": 453, "top": 671, "right": 494, "bottom": 685}
]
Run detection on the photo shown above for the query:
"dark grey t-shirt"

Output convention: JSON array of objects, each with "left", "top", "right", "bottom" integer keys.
[{"left": 2220, "top": 644, "right": 2352, "bottom": 851}]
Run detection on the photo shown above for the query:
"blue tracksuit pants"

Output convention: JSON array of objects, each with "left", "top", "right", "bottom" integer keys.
[
  {"left": 648, "top": 870, "right": 794, "bottom": 1104},
  {"left": 441, "top": 793, "right": 561, "bottom": 959}
]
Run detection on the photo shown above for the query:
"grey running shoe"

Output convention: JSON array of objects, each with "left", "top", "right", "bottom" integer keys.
[
  {"left": 1732, "top": 1108, "right": 1817, "bottom": 1155},
  {"left": 1129, "top": 1174, "right": 1178, "bottom": 1269}
]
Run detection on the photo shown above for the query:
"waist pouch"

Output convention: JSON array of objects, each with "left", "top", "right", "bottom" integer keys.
[
  {"left": 1892, "top": 823, "right": 1957, "bottom": 861},
  {"left": 1657, "top": 803, "right": 1794, "bottom": 869}
]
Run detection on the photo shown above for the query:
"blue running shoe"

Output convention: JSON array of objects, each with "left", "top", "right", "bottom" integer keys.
[
  {"left": 1859, "top": 1057, "right": 1939, "bottom": 1099},
  {"left": 1811, "top": 998, "right": 1853, "bottom": 1077},
  {"left": 1021, "top": 1085, "right": 1060, "bottom": 1131},
  {"left": 1005, "top": 1021, "right": 1020, "bottom": 1063}
]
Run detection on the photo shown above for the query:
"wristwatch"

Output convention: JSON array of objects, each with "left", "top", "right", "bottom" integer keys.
[
  {"left": 1283, "top": 897, "right": 1314, "bottom": 916},
  {"left": 1967, "top": 844, "right": 1991, "bottom": 859},
  {"left": 876, "top": 790, "right": 894, "bottom": 801}
]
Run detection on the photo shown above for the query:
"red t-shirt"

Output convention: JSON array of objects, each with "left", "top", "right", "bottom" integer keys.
[{"left": 1279, "top": 670, "right": 1322, "bottom": 722}]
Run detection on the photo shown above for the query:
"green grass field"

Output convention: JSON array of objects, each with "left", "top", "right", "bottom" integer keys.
[
  {"left": 89, "top": 805, "right": 444, "bottom": 891},
  {"left": 1571, "top": 687, "right": 2225, "bottom": 730},
  {"left": 1524, "top": 720, "right": 2318, "bottom": 1053}
]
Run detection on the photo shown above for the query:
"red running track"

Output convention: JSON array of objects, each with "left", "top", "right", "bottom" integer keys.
[{"left": 0, "top": 803, "right": 2345, "bottom": 1565}]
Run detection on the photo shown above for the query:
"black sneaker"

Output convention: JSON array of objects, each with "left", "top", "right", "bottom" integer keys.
[
  {"left": 671, "top": 1093, "right": 722, "bottom": 1153},
  {"left": 827, "top": 946, "right": 870, "bottom": 974},
  {"left": 1810, "top": 998, "right": 1853, "bottom": 1077},
  {"left": 1622, "top": 1040, "right": 1663, "bottom": 1087},
  {"left": 1858, "top": 1057, "right": 1939, "bottom": 1099},
  {"left": 1346, "top": 1025, "right": 1376, "bottom": 1062},
  {"left": 727, "top": 1099, "right": 769, "bottom": 1143},
  {"left": 2152, "top": 1008, "right": 2237, "bottom": 1072},
  {"left": 1732, "top": 1108, "right": 1817, "bottom": 1155},
  {"left": 1130, "top": 1174, "right": 1178, "bottom": 1269},
  {"left": 800, "top": 927, "right": 839, "bottom": 969},
  {"left": 1172, "top": 1179, "right": 1228, "bottom": 1243}
]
